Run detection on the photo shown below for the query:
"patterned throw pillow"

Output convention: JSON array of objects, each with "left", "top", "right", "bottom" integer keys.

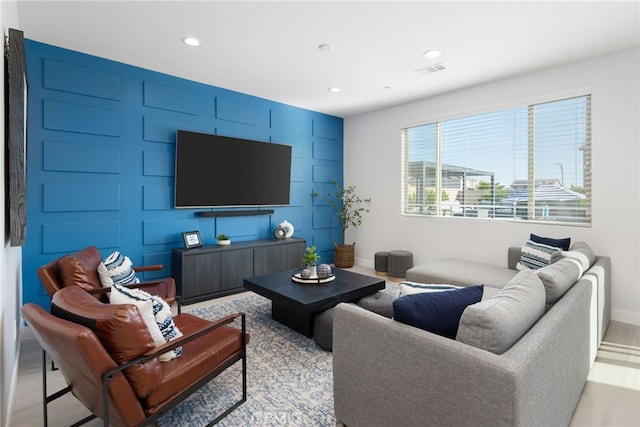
[
  {"left": 110, "top": 283, "right": 183, "bottom": 361},
  {"left": 517, "top": 240, "right": 562, "bottom": 270},
  {"left": 98, "top": 251, "right": 140, "bottom": 287}
]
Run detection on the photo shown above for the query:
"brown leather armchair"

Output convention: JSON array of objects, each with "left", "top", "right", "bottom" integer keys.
[
  {"left": 37, "top": 246, "right": 179, "bottom": 311},
  {"left": 22, "top": 286, "right": 249, "bottom": 427}
]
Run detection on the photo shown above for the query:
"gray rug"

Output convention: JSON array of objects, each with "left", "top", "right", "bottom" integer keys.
[{"left": 157, "top": 293, "right": 339, "bottom": 427}]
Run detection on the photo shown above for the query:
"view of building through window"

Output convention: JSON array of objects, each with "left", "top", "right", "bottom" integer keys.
[{"left": 401, "top": 95, "right": 591, "bottom": 224}]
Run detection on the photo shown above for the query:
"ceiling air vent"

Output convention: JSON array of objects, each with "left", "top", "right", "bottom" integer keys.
[{"left": 414, "top": 63, "right": 446, "bottom": 76}]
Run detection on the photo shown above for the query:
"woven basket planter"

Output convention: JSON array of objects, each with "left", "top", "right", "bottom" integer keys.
[{"left": 334, "top": 243, "right": 355, "bottom": 268}]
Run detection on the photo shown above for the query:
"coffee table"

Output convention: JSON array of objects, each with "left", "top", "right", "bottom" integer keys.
[{"left": 243, "top": 268, "right": 385, "bottom": 337}]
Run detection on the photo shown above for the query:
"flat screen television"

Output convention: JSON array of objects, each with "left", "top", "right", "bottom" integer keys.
[{"left": 174, "top": 130, "right": 292, "bottom": 208}]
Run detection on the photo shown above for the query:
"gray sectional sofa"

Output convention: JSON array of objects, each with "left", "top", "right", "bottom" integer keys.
[{"left": 333, "top": 244, "right": 610, "bottom": 427}]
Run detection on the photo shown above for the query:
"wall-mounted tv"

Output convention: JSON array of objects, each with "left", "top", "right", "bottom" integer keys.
[{"left": 174, "top": 130, "right": 292, "bottom": 208}]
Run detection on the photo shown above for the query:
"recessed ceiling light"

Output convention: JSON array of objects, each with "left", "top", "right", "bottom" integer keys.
[
  {"left": 328, "top": 87, "right": 341, "bottom": 93},
  {"left": 318, "top": 44, "right": 334, "bottom": 52},
  {"left": 182, "top": 36, "right": 201, "bottom": 47},
  {"left": 423, "top": 50, "right": 442, "bottom": 59}
]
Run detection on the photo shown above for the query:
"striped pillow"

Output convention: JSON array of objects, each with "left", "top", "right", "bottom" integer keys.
[
  {"left": 517, "top": 240, "right": 561, "bottom": 270},
  {"left": 98, "top": 251, "right": 140, "bottom": 287},
  {"left": 110, "top": 283, "right": 183, "bottom": 361}
]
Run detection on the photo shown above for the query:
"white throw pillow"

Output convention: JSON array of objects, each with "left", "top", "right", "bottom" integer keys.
[
  {"left": 109, "top": 283, "right": 182, "bottom": 361},
  {"left": 398, "top": 281, "right": 462, "bottom": 297}
]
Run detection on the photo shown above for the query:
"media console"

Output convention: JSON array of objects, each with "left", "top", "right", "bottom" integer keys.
[{"left": 172, "top": 238, "right": 306, "bottom": 305}]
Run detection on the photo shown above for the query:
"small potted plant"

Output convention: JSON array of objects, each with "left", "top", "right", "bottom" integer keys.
[
  {"left": 216, "top": 233, "right": 231, "bottom": 246},
  {"left": 303, "top": 245, "right": 320, "bottom": 277}
]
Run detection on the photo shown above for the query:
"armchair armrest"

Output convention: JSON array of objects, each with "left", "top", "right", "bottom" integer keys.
[
  {"left": 142, "top": 313, "right": 243, "bottom": 357},
  {"left": 132, "top": 264, "right": 163, "bottom": 273},
  {"left": 333, "top": 303, "right": 512, "bottom": 427},
  {"left": 105, "top": 313, "right": 244, "bottom": 372},
  {"left": 87, "top": 280, "right": 181, "bottom": 313}
]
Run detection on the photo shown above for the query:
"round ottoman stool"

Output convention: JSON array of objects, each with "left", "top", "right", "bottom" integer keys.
[
  {"left": 388, "top": 250, "right": 413, "bottom": 281},
  {"left": 374, "top": 251, "right": 389, "bottom": 275},
  {"left": 313, "top": 307, "right": 335, "bottom": 351}
]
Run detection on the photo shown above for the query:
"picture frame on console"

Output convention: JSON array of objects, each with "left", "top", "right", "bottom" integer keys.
[{"left": 182, "top": 231, "right": 202, "bottom": 249}]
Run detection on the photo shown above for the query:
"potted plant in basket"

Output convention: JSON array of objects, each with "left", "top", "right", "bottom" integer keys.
[
  {"left": 314, "top": 179, "right": 371, "bottom": 268},
  {"left": 216, "top": 233, "right": 231, "bottom": 246}
]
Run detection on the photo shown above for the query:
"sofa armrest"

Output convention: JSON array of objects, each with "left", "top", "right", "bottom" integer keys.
[
  {"left": 508, "top": 246, "right": 521, "bottom": 269},
  {"left": 333, "top": 303, "right": 516, "bottom": 427},
  {"left": 333, "top": 280, "right": 592, "bottom": 427}
]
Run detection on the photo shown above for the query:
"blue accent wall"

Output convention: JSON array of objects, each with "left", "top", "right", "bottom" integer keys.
[{"left": 23, "top": 40, "right": 343, "bottom": 310}]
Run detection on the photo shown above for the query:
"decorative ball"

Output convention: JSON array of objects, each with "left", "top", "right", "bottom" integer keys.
[
  {"left": 278, "top": 220, "right": 294, "bottom": 238},
  {"left": 300, "top": 268, "right": 312, "bottom": 279},
  {"left": 274, "top": 226, "right": 287, "bottom": 240},
  {"left": 316, "top": 264, "right": 332, "bottom": 279}
]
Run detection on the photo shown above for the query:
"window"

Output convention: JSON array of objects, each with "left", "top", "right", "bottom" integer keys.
[{"left": 401, "top": 95, "right": 591, "bottom": 224}]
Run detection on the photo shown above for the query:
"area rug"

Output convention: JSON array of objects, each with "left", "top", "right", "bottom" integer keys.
[{"left": 157, "top": 293, "right": 339, "bottom": 427}]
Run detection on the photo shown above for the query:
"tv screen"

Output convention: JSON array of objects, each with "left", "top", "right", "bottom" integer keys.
[{"left": 174, "top": 130, "right": 292, "bottom": 208}]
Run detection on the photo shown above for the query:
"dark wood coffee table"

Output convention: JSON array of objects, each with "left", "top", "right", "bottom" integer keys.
[{"left": 243, "top": 268, "right": 385, "bottom": 337}]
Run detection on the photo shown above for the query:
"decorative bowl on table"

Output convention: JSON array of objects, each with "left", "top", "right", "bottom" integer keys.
[{"left": 291, "top": 268, "right": 336, "bottom": 284}]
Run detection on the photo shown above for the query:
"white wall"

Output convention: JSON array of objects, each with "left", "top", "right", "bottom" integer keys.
[
  {"left": 1, "top": 3, "right": 23, "bottom": 427},
  {"left": 344, "top": 47, "right": 640, "bottom": 326}
]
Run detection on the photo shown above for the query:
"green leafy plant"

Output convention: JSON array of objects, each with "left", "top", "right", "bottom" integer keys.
[
  {"left": 313, "top": 179, "right": 371, "bottom": 244},
  {"left": 217, "top": 233, "right": 230, "bottom": 241},
  {"left": 303, "top": 246, "right": 320, "bottom": 266}
]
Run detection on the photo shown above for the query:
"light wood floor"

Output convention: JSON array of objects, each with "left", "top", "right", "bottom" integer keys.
[{"left": 10, "top": 266, "right": 640, "bottom": 426}]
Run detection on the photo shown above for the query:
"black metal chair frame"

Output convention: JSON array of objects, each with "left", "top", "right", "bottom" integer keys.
[{"left": 40, "top": 313, "right": 247, "bottom": 427}]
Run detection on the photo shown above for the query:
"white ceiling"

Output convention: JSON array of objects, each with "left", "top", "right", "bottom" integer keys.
[{"left": 16, "top": 1, "right": 640, "bottom": 118}]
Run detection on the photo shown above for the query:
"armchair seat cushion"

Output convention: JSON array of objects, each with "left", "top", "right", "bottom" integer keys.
[{"left": 142, "top": 314, "right": 249, "bottom": 410}]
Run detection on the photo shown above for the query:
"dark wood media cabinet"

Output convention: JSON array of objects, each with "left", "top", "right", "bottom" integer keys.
[{"left": 172, "top": 238, "right": 306, "bottom": 305}]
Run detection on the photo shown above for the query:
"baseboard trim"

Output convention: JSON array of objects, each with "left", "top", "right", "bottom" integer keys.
[{"left": 611, "top": 308, "right": 640, "bottom": 327}]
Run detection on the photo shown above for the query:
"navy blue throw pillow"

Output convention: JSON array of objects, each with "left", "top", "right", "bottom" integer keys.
[
  {"left": 530, "top": 233, "right": 570, "bottom": 251},
  {"left": 393, "top": 285, "right": 484, "bottom": 339}
]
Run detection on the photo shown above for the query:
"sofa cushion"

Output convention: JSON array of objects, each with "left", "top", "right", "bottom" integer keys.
[
  {"left": 456, "top": 270, "right": 545, "bottom": 354},
  {"left": 393, "top": 285, "right": 483, "bottom": 339},
  {"left": 50, "top": 286, "right": 162, "bottom": 398},
  {"left": 98, "top": 251, "right": 140, "bottom": 287},
  {"left": 406, "top": 259, "right": 517, "bottom": 289},
  {"left": 530, "top": 233, "right": 571, "bottom": 251},
  {"left": 58, "top": 246, "right": 103, "bottom": 291},
  {"left": 551, "top": 241, "right": 596, "bottom": 273},
  {"left": 536, "top": 258, "right": 582, "bottom": 307},
  {"left": 517, "top": 240, "right": 562, "bottom": 270},
  {"left": 110, "top": 284, "right": 183, "bottom": 360}
]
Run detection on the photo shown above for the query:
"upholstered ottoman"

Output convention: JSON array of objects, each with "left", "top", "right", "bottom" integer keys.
[
  {"left": 374, "top": 251, "right": 389, "bottom": 275},
  {"left": 313, "top": 307, "right": 335, "bottom": 351},
  {"left": 355, "top": 291, "right": 395, "bottom": 318},
  {"left": 388, "top": 250, "right": 414, "bottom": 281},
  {"left": 313, "top": 292, "right": 396, "bottom": 351}
]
